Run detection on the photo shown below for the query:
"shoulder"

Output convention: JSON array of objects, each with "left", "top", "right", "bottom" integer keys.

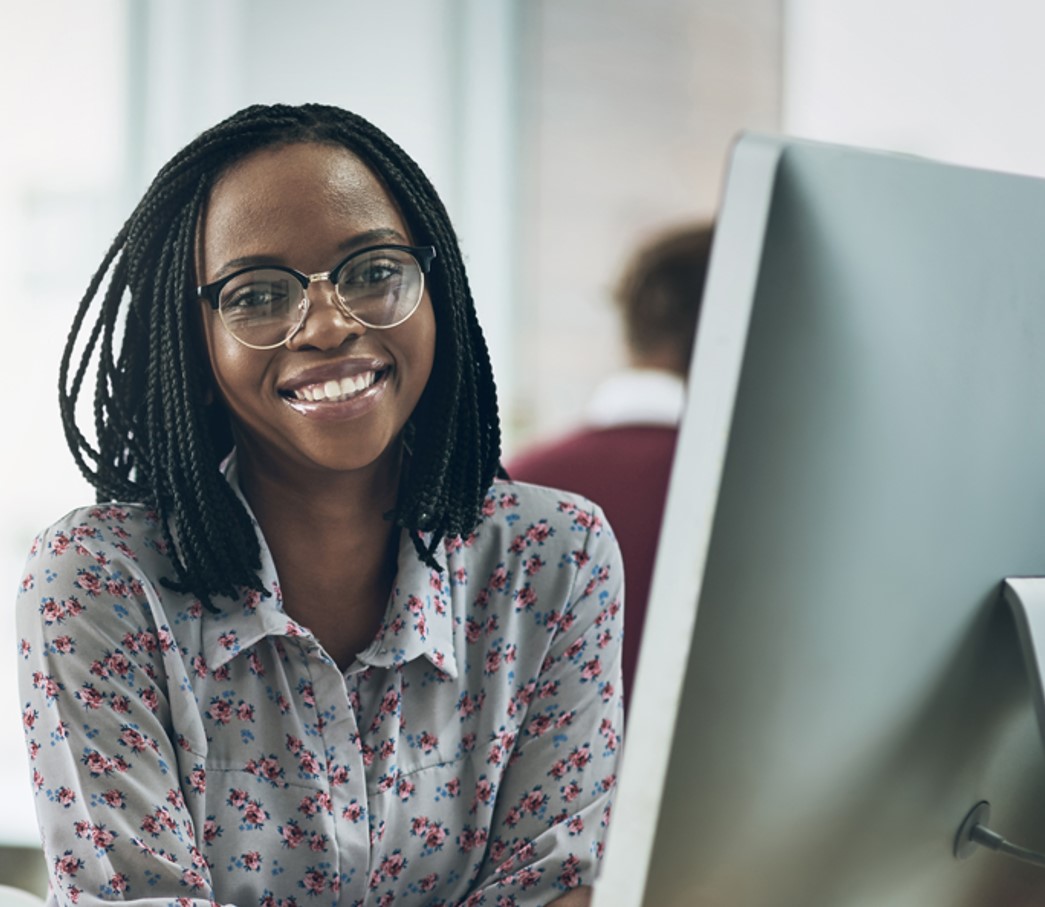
[
  {"left": 25, "top": 502, "right": 169, "bottom": 568},
  {"left": 445, "top": 480, "right": 620, "bottom": 580}
]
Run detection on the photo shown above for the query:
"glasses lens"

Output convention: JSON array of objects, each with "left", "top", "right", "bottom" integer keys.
[
  {"left": 336, "top": 248, "right": 423, "bottom": 328},
  {"left": 218, "top": 271, "right": 302, "bottom": 347}
]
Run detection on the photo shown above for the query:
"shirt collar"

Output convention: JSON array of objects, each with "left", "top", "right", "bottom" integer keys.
[
  {"left": 199, "top": 450, "right": 458, "bottom": 679},
  {"left": 583, "top": 367, "right": 686, "bottom": 428}
]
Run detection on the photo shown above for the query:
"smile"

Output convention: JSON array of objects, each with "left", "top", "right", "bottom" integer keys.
[{"left": 283, "top": 370, "right": 381, "bottom": 403}]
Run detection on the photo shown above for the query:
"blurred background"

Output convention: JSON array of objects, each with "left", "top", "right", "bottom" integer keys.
[{"left": 4, "top": 0, "right": 1045, "bottom": 891}]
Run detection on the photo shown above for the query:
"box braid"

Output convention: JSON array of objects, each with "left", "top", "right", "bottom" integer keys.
[{"left": 59, "top": 103, "right": 502, "bottom": 609}]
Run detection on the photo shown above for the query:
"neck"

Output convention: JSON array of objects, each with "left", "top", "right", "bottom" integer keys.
[{"left": 235, "top": 448, "right": 404, "bottom": 669}]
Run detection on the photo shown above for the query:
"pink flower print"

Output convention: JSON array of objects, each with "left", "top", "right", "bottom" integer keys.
[
  {"left": 34, "top": 672, "right": 62, "bottom": 701},
  {"left": 568, "top": 744, "right": 592, "bottom": 769},
  {"left": 484, "top": 648, "right": 502, "bottom": 675},
  {"left": 396, "top": 778, "right": 415, "bottom": 801},
  {"left": 21, "top": 707, "right": 37, "bottom": 731},
  {"left": 218, "top": 631, "right": 238, "bottom": 651},
  {"left": 279, "top": 820, "right": 305, "bottom": 849},
  {"left": 563, "top": 781, "right": 582, "bottom": 803},
  {"left": 564, "top": 638, "right": 586, "bottom": 660},
  {"left": 420, "top": 873, "right": 439, "bottom": 892},
  {"left": 92, "top": 825, "right": 116, "bottom": 851},
  {"left": 581, "top": 656, "right": 602, "bottom": 681},
  {"left": 567, "top": 814, "right": 585, "bottom": 835},
  {"left": 247, "top": 651, "right": 265, "bottom": 676},
  {"left": 297, "top": 749, "right": 320, "bottom": 775},
  {"left": 308, "top": 833, "right": 328, "bottom": 853},
  {"left": 379, "top": 739, "right": 396, "bottom": 760},
  {"left": 101, "top": 789, "right": 125, "bottom": 808},
  {"left": 206, "top": 698, "right": 233, "bottom": 725},
  {"left": 302, "top": 869, "right": 327, "bottom": 895},
  {"left": 555, "top": 710, "right": 576, "bottom": 730},
  {"left": 242, "top": 800, "right": 268, "bottom": 828},
  {"left": 138, "top": 687, "right": 160, "bottom": 712},
  {"left": 474, "top": 777, "right": 494, "bottom": 807},
  {"left": 342, "top": 800, "right": 363, "bottom": 822},
  {"left": 109, "top": 694, "right": 131, "bottom": 714},
  {"left": 425, "top": 823, "right": 447, "bottom": 850},
  {"left": 236, "top": 701, "right": 256, "bottom": 722},
  {"left": 527, "top": 714, "right": 552, "bottom": 738},
  {"left": 55, "top": 851, "right": 84, "bottom": 878},
  {"left": 549, "top": 759, "right": 569, "bottom": 780},
  {"left": 75, "top": 570, "right": 102, "bottom": 597},
  {"left": 328, "top": 765, "right": 348, "bottom": 787},
  {"left": 202, "top": 820, "right": 221, "bottom": 845},
  {"left": 454, "top": 566, "right": 468, "bottom": 584},
  {"left": 504, "top": 805, "right": 522, "bottom": 827},
  {"left": 109, "top": 873, "right": 128, "bottom": 893},
  {"left": 569, "top": 548, "right": 592, "bottom": 569},
  {"left": 40, "top": 599, "right": 64, "bottom": 624},
  {"left": 119, "top": 726, "right": 150, "bottom": 753},
  {"left": 227, "top": 788, "right": 249, "bottom": 809},
  {"left": 418, "top": 731, "right": 439, "bottom": 753},
  {"left": 56, "top": 787, "right": 77, "bottom": 807},
  {"left": 465, "top": 618, "right": 482, "bottom": 643},
  {"left": 517, "top": 867, "right": 542, "bottom": 889},
  {"left": 522, "top": 789, "right": 548, "bottom": 814},
  {"left": 181, "top": 868, "right": 207, "bottom": 890},
  {"left": 490, "top": 565, "right": 510, "bottom": 592},
  {"left": 406, "top": 595, "right": 424, "bottom": 615},
  {"left": 52, "top": 634, "right": 74, "bottom": 654},
  {"left": 513, "top": 586, "right": 538, "bottom": 611},
  {"left": 445, "top": 777, "right": 461, "bottom": 797},
  {"left": 380, "top": 689, "right": 400, "bottom": 715},
  {"left": 104, "top": 578, "right": 129, "bottom": 597},
  {"left": 381, "top": 851, "right": 407, "bottom": 880},
  {"left": 482, "top": 497, "right": 497, "bottom": 517},
  {"left": 539, "top": 679, "right": 560, "bottom": 699},
  {"left": 457, "top": 826, "right": 488, "bottom": 852},
  {"left": 526, "top": 521, "right": 552, "bottom": 544},
  {"left": 298, "top": 681, "right": 316, "bottom": 707},
  {"left": 19, "top": 638, "right": 30, "bottom": 658},
  {"left": 242, "top": 851, "right": 262, "bottom": 871}
]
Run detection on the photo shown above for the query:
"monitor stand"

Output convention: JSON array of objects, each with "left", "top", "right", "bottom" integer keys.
[{"left": 953, "top": 577, "right": 1045, "bottom": 869}]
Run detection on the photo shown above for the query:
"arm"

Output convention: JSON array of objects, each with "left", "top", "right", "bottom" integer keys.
[
  {"left": 464, "top": 501, "right": 625, "bottom": 906},
  {"left": 17, "top": 522, "right": 234, "bottom": 906}
]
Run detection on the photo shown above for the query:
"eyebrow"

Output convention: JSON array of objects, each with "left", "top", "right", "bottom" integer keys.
[{"left": 209, "top": 227, "right": 409, "bottom": 280}]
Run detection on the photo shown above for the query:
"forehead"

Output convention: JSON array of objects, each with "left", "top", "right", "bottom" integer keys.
[{"left": 200, "top": 142, "right": 409, "bottom": 274}]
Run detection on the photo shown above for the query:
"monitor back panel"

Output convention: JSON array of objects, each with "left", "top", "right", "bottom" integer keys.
[{"left": 595, "top": 135, "right": 1045, "bottom": 907}]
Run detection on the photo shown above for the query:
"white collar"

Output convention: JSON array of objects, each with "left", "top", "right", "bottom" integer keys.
[{"left": 583, "top": 368, "right": 686, "bottom": 428}]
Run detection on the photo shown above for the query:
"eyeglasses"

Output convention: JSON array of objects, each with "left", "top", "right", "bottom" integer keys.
[{"left": 197, "top": 244, "right": 437, "bottom": 350}]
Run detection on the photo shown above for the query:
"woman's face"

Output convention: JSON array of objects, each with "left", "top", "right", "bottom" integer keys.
[{"left": 197, "top": 142, "right": 436, "bottom": 485}]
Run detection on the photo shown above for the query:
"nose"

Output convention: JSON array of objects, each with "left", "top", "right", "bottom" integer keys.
[{"left": 284, "top": 278, "right": 366, "bottom": 351}]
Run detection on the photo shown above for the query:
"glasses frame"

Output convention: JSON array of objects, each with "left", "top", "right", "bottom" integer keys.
[{"left": 197, "top": 243, "right": 437, "bottom": 350}]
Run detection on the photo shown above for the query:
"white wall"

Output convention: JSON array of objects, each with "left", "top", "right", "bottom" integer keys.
[{"left": 783, "top": 0, "right": 1045, "bottom": 178}]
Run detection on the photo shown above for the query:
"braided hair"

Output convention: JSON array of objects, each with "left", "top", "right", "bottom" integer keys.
[{"left": 60, "top": 103, "right": 502, "bottom": 608}]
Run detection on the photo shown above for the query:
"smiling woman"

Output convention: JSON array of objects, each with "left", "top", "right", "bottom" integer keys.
[{"left": 17, "top": 103, "right": 623, "bottom": 907}]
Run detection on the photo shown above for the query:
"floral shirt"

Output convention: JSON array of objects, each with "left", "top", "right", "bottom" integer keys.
[{"left": 16, "top": 462, "right": 623, "bottom": 907}]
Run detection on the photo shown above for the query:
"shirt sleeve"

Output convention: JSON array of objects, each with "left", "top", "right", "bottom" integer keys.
[
  {"left": 16, "top": 523, "right": 238, "bottom": 907},
  {"left": 461, "top": 502, "right": 625, "bottom": 906}
]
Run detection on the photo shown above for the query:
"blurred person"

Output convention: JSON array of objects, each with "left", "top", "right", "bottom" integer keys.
[
  {"left": 17, "top": 102, "right": 622, "bottom": 907},
  {"left": 507, "top": 222, "right": 713, "bottom": 706}
]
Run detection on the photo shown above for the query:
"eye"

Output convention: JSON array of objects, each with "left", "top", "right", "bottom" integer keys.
[
  {"left": 340, "top": 256, "right": 406, "bottom": 294},
  {"left": 220, "top": 275, "right": 294, "bottom": 314}
]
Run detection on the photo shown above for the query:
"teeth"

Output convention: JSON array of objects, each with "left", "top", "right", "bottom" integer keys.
[{"left": 291, "top": 370, "right": 377, "bottom": 403}]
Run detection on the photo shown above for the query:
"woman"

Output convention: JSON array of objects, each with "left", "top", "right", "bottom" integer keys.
[{"left": 18, "top": 103, "right": 623, "bottom": 907}]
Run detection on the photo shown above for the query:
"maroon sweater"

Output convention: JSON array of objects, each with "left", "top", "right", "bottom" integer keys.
[{"left": 506, "top": 424, "right": 679, "bottom": 709}]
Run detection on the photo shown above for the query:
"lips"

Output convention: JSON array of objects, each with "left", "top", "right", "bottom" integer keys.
[
  {"left": 285, "top": 370, "right": 379, "bottom": 403},
  {"left": 278, "top": 361, "right": 389, "bottom": 406}
]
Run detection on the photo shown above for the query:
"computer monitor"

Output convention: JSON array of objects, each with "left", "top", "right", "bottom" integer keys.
[{"left": 593, "top": 134, "right": 1045, "bottom": 906}]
